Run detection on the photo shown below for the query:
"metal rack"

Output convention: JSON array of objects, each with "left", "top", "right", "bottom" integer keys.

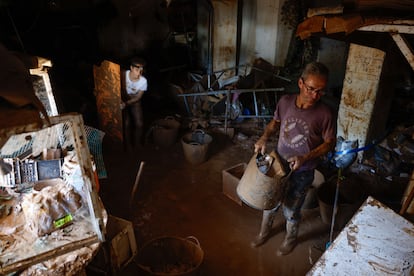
[{"left": 177, "top": 87, "right": 285, "bottom": 130}]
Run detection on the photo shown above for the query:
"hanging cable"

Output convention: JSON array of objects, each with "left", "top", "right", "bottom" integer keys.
[{"left": 6, "top": 7, "right": 26, "bottom": 53}]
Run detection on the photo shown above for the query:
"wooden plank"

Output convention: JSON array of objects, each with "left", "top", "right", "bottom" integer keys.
[
  {"left": 212, "top": 0, "right": 238, "bottom": 79},
  {"left": 0, "top": 236, "right": 99, "bottom": 275},
  {"left": 358, "top": 24, "right": 414, "bottom": 34},
  {"left": 355, "top": 0, "right": 414, "bottom": 10},
  {"left": 93, "top": 60, "right": 123, "bottom": 142},
  {"left": 325, "top": 14, "right": 363, "bottom": 34},
  {"left": 337, "top": 44, "right": 385, "bottom": 161},
  {"left": 390, "top": 33, "right": 414, "bottom": 71},
  {"left": 296, "top": 16, "right": 325, "bottom": 40},
  {"left": 65, "top": 114, "right": 105, "bottom": 242},
  {"left": 401, "top": 170, "right": 414, "bottom": 214},
  {"left": 307, "top": 5, "right": 344, "bottom": 18}
]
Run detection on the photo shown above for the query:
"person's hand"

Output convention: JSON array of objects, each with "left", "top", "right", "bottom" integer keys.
[
  {"left": 254, "top": 137, "right": 267, "bottom": 155},
  {"left": 120, "top": 102, "right": 126, "bottom": 109},
  {"left": 287, "top": 156, "right": 305, "bottom": 171}
]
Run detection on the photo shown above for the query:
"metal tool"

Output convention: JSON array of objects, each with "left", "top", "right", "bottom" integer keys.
[
  {"left": 129, "top": 161, "right": 145, "bottom": 207},
  {"left": 326, "top": 167, "right": 343, "bottom": 249}
]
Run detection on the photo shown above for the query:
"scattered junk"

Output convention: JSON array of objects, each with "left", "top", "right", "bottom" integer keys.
[
  {"left": 237, "top": 151, "right": 286, "bottom": 210},
  {"left": 170, "top": 58, "right": 288, "bottom": 143},
  {"left": 308, "top": 196, "right": 414, "bottom": 276},
  {"left": 136, "top": 236, "right": 204, "bottom": 276},
  {"left": 0, "top": 114, "right": 105, "bottom": 275},
  {"left": 181, "top": 130, "right": 213, "bottom": 165}
]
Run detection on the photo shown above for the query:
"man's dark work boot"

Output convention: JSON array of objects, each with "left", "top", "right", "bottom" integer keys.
[
  {"left": 277, "top": 221, "right": 298, "bottom": 256},
  {"left": 251, "top": 209, "right": 276, "bottom": 248}
]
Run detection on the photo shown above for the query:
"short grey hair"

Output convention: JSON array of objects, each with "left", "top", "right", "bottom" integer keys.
[{"left": 301, "top": 61, "right": 329, "bottom": 80}]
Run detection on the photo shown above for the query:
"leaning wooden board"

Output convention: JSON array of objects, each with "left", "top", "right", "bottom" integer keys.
[{"left": 93, "top": 60, "right": 123, "bottom": 142}]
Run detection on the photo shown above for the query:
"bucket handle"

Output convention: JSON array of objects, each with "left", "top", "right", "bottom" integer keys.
[
  {"left": 186, "top": 236, "right": 201, "bottom": 247},
  {"left": 192, "top": 129, "right": 205, "bottom": 135}
]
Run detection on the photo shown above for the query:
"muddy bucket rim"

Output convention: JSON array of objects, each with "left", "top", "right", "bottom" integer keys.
[
  {"left": 136, "top": 235, "right": 204, "bottom": 276},
  {"left": 181, "top": 132, "right": 212, "bottom": 145},
  {"left": 153, "top": 116, "right": 180, "bottom": 130}
]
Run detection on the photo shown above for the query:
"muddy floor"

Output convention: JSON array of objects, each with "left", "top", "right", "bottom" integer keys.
[{"left": 86, "top": 123, "right": 345, "bottom": 276}]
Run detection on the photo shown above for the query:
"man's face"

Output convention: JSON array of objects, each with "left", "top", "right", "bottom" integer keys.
[{"left": 298, "top": 74, "right": 327, "bottom": 106}]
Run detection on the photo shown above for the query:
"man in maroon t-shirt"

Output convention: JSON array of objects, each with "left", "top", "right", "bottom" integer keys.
[{"left": 252, "top": 61, "right": 337, "bottom": 256}]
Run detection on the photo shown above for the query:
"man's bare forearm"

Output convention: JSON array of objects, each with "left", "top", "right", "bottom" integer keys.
[
  {"left": 303, "top": 138, "right": 336, "bottom": 162},
  {"left": 260, "top": 119, "right": 280, "bottom": 141}
]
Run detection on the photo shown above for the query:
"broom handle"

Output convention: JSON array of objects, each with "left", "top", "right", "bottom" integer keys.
[
  {"left": 130, "top": 161, "right": 145, "bottom": 206},
  {"left": 329, "top": 168, "right": 342, "bottom": 244}
]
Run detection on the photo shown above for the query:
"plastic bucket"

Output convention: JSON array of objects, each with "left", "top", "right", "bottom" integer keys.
[
  {"left": 317, "top": 179, "right": 366, "bottom": 230},
  {"left": 237, "top": 151, "right": 286, "bottom": 210},
  {"left": 136, "top": 236, "right": 204, "bottom": 276},
  {"left": 153, "top": 116, "right": 180, "bottom": 148},
  {"left": 181, "top": 130, "right": 212, "bottom": 165}
]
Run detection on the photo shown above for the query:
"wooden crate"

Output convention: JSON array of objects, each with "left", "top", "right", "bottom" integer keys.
[
  {"left": 222, "top": 163, "right": 246, "bottom": 205},
  {"left": 0, "top": 114, "right": 105, "bottom": 275}
]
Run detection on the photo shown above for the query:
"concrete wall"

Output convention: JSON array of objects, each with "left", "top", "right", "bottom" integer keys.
[
  {"left": 196, "top": 0, "right": 294, "bottom": 82},
  {"left": 240, "top": 0, "right": 293, "bottom": 68},
  {"left": 96, "top": 0, "right": 294, "bottom": 75}
]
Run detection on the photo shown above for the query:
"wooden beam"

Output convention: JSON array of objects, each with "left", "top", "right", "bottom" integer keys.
[
  {"left": 390, "top": 33, "right": 414, "bottom": 71},
  {"left": 358, "top": 23, "right": 414, "bottom": 34}
]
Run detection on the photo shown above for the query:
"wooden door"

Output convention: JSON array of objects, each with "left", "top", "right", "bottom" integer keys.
[{"left": 93, "top": 60, "right": 123, "bottom": 142}]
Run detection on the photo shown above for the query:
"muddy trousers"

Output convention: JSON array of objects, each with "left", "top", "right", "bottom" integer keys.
[
  {"left": 251, "top": 169, "right": 314, "bottom": 251},
  {"left": 277, "top": 169, "right": 314, "bottom": 255},
  {"left": 124, "top": 102, "right": 144, "bottom": 149},
  {"left": 250, "top": 204, "right": 280, "bottom": 247}
]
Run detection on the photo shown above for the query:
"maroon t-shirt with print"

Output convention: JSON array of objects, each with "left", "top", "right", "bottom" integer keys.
[{"left": 274, "top": 94, "right": 336, "bottom": 171}]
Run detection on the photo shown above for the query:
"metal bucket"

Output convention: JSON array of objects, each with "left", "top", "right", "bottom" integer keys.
[
  {"left": 136, "top": 236, "right": 204, "bottom": 276},
  {"left": 153, "top": 116, "right": 180, "bottom": 148},
  {"left": 181, "top": 130, "right": 212, "bottom": 165},
  {"left": 237, "top": 151, "right": 286, "bottom": 210}
]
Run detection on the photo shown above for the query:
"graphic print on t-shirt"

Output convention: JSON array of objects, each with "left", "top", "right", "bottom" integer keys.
[{"left": 281, "top": 116, "right": 309, "bottom": 150}]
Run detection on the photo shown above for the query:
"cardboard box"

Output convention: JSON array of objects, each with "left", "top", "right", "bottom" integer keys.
[
  {"left": 107, "top": 215, "right": 137, "bottom": 274},
  {"left": 87, "top": 215, "right": 137, "bottom": 275},
  {"left": 222, "top": 163, "right": 246, "bottom": 205}
]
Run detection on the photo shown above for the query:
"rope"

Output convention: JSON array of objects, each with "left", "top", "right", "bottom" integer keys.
[{"left": 332, "top": 143, "right": 375, "bottom": 157}]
